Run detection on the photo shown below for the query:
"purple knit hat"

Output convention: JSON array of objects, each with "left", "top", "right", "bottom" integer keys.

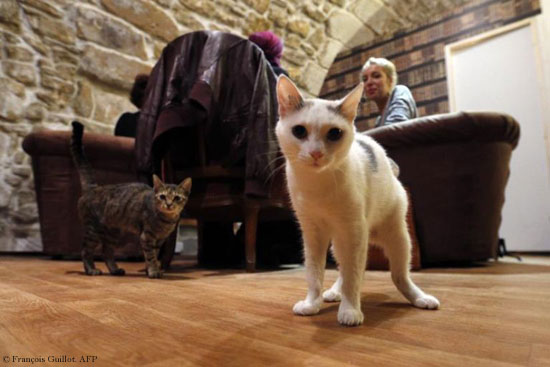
[{"left": 248, "top": 31, "right": 284, "bottom": 67}]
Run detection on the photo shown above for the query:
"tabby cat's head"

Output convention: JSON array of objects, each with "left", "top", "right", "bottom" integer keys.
[
  {"left": 275, "top": 75, "right": 363, "bottom": 171},
  {"left": 152, "top": 175, "right": 192, "bottom": 215}
]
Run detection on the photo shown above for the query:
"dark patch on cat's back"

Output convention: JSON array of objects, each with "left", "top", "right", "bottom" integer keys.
[{"left": 357, "top": 139, "right": 378, "bottom": 172}]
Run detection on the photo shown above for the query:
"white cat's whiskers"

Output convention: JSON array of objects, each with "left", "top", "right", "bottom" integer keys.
[
  {"left": 263, "top": 153, "right": 286, "bottom": 168},
  {"left": 254, "top": 148, "right": 287, "bottom": 181},
  {"left": 263, "top": 159, "right": 287, "bottom": 183}
]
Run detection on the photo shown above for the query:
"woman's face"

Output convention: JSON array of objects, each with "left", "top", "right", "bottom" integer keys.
[{"left": 362, "top": 65, "right": 392, "bottom": 101}]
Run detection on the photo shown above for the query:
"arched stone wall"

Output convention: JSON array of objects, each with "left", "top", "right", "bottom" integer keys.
[{"left": 0, "top": 0, "right": 465, "bottom": 251}]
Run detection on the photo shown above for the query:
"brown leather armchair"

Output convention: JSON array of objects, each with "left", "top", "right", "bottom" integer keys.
[
  {"left": 22, "top": 129, "right": 141, "bottom": 258},
  {"left": 365, "top": 111, "right": 520, "bottom": 265}
]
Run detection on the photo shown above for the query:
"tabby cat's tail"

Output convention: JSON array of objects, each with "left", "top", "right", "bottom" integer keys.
[{"left": 70, "top": 121, "right": 97, "bottom": 191}]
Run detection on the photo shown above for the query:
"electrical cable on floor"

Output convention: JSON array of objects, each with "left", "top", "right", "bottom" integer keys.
[{"left": 497, "top": 238, "right": 522, "bottom": 262}]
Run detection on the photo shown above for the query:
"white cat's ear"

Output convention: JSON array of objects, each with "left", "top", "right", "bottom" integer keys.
[
  {"left": 338, "top": 82, "right": 364, "bottom": 123},
  {"left": 152, "top": 174, "right": 164, "bottom": 191},
  {"left": 277, "top": 75, "right": 304, "bottom": 119}
]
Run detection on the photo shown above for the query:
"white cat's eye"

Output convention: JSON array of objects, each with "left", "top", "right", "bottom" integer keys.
[
  {"left": 292, "top": 125, "right": 308, "bottom": 139},
  {"left": 327, "top": 128, "right": 343, "bottom": 141}
]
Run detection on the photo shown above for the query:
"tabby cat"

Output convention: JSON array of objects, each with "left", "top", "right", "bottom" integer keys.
[
  {"left": 275, "top": 76, "right": 439, "bottom": 326},
  {"left": 70, "top": 121, "right": 191, "bottom": 278}
]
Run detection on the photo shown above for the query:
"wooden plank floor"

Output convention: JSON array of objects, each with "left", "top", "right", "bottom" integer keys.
[{"left": 1, "top": 255, "right": 550, "bottom": 367}]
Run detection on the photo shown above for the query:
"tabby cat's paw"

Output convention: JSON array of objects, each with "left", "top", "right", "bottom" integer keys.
[
  {"left": 147, "top": 269, "right": 163, "bottom": 279},
  {"left": 85, "top": 268, "right": 102, "bottom": 276},
  {"left": 323, "top": 289, "right": 341, "bottom": 302},
  {"left": 110, "top": 268, "right": 125, "bottom": 276},
  {"left": 413, "top": 294, "right": 440, "bottom": 309},
  {"left": 337, "top": 307, "right": 364, "bottom": 326},
  {"left": 293, "top": 300, "right": 321, "bottom": 316}
]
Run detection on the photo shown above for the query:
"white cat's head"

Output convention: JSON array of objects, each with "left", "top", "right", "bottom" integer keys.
[{"left": 275, "top": 75, "right": 363, "bottom": 172}]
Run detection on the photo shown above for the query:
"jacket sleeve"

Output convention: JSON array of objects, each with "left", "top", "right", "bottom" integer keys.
[{"left": 135, "top": 50, "right": 167, "bottom": 184}]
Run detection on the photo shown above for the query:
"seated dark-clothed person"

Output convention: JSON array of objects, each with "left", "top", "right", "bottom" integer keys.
[
  {"left": 361, "top": 57, "right": 417, "bottom": 127},
  {"left": 114, "top": 74, "right": 149, "bottom": 138},
  {"left": 248, "top": 31, "right": 289, "bottom": 77}
]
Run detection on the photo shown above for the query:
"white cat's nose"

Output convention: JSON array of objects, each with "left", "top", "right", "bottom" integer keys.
[{"left": 310, "top": 151, "right": 324, "bottom": 160}]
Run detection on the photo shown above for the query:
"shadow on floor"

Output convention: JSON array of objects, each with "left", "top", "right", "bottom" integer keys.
[{"left": 421, "top": 255, "right": 550, "bottom": 275}]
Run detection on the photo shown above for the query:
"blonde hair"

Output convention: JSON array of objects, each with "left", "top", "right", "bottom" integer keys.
[{"left": 361, "top": 57, "right": 397, "bottom": 92}]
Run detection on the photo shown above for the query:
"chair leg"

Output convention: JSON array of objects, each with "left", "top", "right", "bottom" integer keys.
[
  {"left": 160, "top": 228, "right": 177, "bottom": 270},
  {"left": 196, "top": 220, "right": 207, "bottom": 266},
  {"left": 158, "top": 154, "right": 178, "bottom": 270},
  {"left": 244, "top": 202, "right": 260, "bottom": 273}
]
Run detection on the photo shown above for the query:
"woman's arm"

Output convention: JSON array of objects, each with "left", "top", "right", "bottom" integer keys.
[{"left": 381, "top": 85, "right": 418, "bottom": 125}]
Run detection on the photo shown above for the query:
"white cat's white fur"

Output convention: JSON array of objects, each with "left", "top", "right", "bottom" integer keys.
[{"left": 275, "top": 75, "right": 439, "bottom": 326}]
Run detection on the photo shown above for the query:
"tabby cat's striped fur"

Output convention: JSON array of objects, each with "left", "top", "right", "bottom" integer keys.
[{"left": 70, "top": 122, "right": 191, "bottom": 278}]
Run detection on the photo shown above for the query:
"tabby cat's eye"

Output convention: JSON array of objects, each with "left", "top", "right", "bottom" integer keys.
[
  {"left": 292, "top": 125, "right": 307, "bottom": 139},
  {"left": 327, "top": 128, "right": 343, "bottom": 141},
  {"left": 174, "top": 196, "right": 182, "bottom": 202},
  {"left": 159, "top": 194, "right": 166, "bottom": 200}
]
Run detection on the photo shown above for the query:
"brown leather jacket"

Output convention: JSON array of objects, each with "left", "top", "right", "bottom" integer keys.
[{"left": 135, "top": 31, "right": 279, "bottom": 196}]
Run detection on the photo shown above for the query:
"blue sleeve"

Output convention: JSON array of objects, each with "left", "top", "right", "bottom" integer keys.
[{"left": 382, "top": 86, "right": 417, "bottom": 125}]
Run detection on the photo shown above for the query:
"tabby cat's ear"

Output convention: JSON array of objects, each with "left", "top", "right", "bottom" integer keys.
[
  {"left": 277, "top": 75, "right": 304, "bottom": 119},
  {"left": 178, "top": 177, "right": 192, "bottom": 195},
  {"left": 152, "top": 174, "right": 164, "bottom": 192},
  {"left": 338, "top": 82, "right": 364, "bottom": 123}
]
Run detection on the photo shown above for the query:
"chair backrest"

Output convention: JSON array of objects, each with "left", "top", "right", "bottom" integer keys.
[
  {"left": 162, "top": 121, "right": 289, "bottom": 217},
  {"left": 136, "top": 31, "right": 280, "bottom": 199}
]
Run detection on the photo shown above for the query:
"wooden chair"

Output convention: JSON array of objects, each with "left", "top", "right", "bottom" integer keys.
[{"left": 158, "top": 126, "right": 293, "bottom": 272}]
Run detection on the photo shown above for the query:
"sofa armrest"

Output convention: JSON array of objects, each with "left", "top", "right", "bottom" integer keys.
[
  {"left": 23, "top": 129, "right": 136, "bottom": 173},
  {"left": 364, "top": 111, "right": 520, "bottom": 150}
]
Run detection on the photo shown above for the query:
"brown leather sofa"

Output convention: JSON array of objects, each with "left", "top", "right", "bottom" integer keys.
[
  {"left": 365, "top": 111, "right": 520, "bottom": 265},
  {"left": 22, "top": 130, "right": 141, "bottom": 258},
  {"left": 22, "top": 111, "right": 520, "bottom": 266}
]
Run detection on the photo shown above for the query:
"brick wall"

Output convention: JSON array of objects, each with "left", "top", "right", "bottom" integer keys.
[{"left": 320, "top": 0, "right": 541, "bottom": 131}]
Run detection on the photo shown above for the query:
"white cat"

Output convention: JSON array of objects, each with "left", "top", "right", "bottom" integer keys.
[{"left": 275, "top": 75, "right": 440, "bottom": 326}]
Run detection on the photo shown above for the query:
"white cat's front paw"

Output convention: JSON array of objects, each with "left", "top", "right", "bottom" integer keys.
[
  {"left": 322, "top": 289, "right": 341, "bottom": 302},
  {"left": 337, "top": 307, "right": 364, "bottom": 326},
  {"left": 413, "top": 294, "right": 440, "bottom": 309},
  {"left": 293, "top": 300, "right": 321, "bottom": 316}
]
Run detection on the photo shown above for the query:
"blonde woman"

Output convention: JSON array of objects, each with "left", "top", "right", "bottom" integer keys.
[{"left": 361, "top": 57, "right": 418, "bottom": 127}]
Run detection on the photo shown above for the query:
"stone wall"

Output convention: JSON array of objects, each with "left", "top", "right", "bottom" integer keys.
[{"left": 0, "top": 0, "right": 464, "bottom": 252}]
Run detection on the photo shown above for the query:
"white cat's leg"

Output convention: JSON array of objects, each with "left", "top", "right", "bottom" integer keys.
[
  {"left": 379, "top": 211, "right": 440, "bottom": 310},
  {"left": 331, "top": 230, "right": 368, "bottom": 326},
  {"left": 293, "top": 220, "right": 330, "bottom": 316},
  {"left": 323, "top": 275, "right": 342, "bottom": 302}
]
